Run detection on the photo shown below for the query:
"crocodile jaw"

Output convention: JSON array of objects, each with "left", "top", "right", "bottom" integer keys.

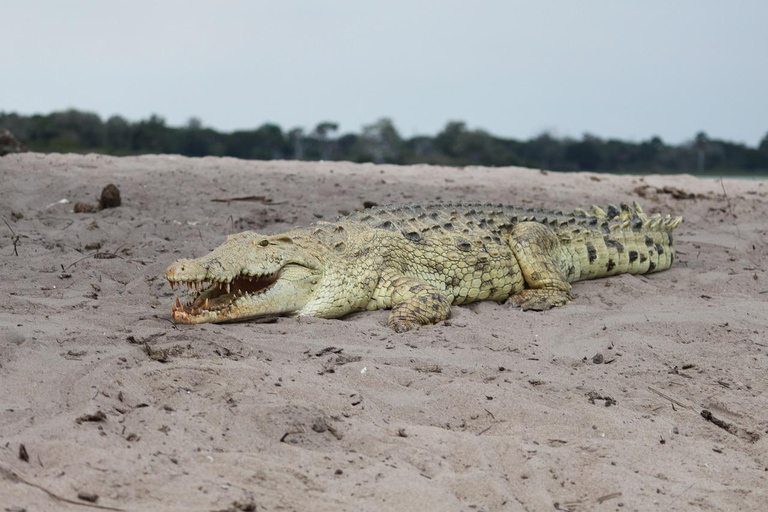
[{"left": 165, "top": 262, "right": 321, "bottom": 324}]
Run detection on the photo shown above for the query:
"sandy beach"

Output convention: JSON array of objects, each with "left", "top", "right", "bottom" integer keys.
[{"left": 1, "top": 153, "right": 766, "bottom": 511}]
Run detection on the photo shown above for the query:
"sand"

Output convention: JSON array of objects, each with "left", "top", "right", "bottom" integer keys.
[{"left": 1, "top": 153, "right": 766, "bottom": 511}]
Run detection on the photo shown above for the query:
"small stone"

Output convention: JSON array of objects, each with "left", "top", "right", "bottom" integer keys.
[
  {"left": 592, "top": 353, "right": 604, "bottom": 364},
  {"left": 233, "top": 499, "right": 256, "bottom": 512},
  {"left": 99, "top": 184, "right": 121, "bottom": 209},
  {"left": 74, "top": 202, "right": 100, "bottom": 213},
  {"left": 77, "top": 491, "right": 99, "bottom": 503},
  {"left": 75, "top": 411, "right": 106, "bottom": 424},
  {"left": 18, "top": 443, "right": 29, "bottom": 462}
]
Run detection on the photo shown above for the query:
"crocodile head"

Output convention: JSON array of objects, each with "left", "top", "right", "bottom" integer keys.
[{"left": 165, "top": 231, "right": 325, "bottom": 323}]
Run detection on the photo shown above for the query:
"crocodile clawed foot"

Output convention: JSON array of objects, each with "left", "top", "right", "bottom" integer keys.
[
  {"left": 388, "top": 318, "right": 422, "bottom": 333},
  {"left": 509, "top": 289, "right": 572, "bottom": 311}
]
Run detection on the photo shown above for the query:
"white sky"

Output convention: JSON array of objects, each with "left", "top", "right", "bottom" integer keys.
[{"left": 2, "top": 0, "right": 766, "bottom": 145}]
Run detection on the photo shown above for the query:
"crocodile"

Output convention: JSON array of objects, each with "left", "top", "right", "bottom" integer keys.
[{"left": 165, "top": 201, "right": 682, "bottom": 332}]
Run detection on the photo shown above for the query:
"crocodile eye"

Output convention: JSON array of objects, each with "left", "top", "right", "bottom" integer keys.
[{"left": 259, "top": 239, "right": 269, "bottom": 247}]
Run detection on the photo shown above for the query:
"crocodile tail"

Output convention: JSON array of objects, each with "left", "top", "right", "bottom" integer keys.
[{"left": 562, "top": 201, "right": 682, "bottom": 282}]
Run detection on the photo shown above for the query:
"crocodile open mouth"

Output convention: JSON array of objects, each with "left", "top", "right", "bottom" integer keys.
[{"left": 168, "top": 271, "right": 280, "bottom": 319}]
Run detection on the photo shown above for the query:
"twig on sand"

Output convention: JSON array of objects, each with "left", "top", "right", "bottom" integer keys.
[
  {"left": 1, "top": 464, "right": 125, "bottom": 511},
  {"left": 211, "top": 195, "right": 285, "bottom": 204},
  {"left": 596, "top": 492, "right": 622, "bottom": 504},
  {"left": 477, "top": 424, "right": 495, "bottom": 436},
  {"left": 674, "top": 483, "right": 694, "bottom": 499},
  {"left": 3, "top": 218, "right": 22, "bottom": 256},
  {"left": 64, "top": 252, "right": 125, "bottom": 270},
  {"left": 719, "top": 177, "right": 734, "bottom": 217},
  {"left": 701, "top": 409, "right": 760, "bottom": 443},
  {"left": 152, "top": 314, "right": 178, "bottom": 329},
  {"left": 64, "top": 244, "right": 129, "bottom": 270},
  {"left": 647, "top": 386, "right": 695, "bottom": 411},
  {"left": 280, "top": 430, "right": 305, "bottom": 443},
  {"left": 720, "top": 176, "right": 741, "bottom": 239}
]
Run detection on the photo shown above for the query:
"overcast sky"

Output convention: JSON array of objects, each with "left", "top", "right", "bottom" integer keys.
[{"left": 2, "top": 1, "right": 766, "bottom": 145}]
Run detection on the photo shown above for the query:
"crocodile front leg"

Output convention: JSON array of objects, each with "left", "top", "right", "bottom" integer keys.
[
  {"left": 508, "top": 222, "right": 574, "bottom": 311},
  {"left": 369, "top": 272, "right": 452, "bottom": 332}
]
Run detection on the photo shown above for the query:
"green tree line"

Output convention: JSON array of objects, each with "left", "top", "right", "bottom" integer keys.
[{"left": 2, "top": 109, "right": 767, "bottom": 174}]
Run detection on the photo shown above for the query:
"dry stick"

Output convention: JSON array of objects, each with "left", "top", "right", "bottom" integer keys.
[
  {"left": 152, "top": 314, "right": 178, "bottom": 329},
  {"left": 674, "top": 483, "right": 694, "bottom": 500},
  {"left": 646, "top": 386, "right": 696, "bottom": 411},
  {"left": 477, "top": 424, "right": 494, "bottom": 436},
  {"left": 1, "top": 464, "right": 125, "bottom": 511},
  {"left": 38, "top": 216, "right": 74, "bottom": 230},
  {"left": 719, "top": 176, "right": 741, "bottom": 239},
  {"left": 211, "top": 195, "right": 286, "bottom": 204},
  {"left": 3, "top": 218, "right": 20, "bottom": 256},
  {"left": 279, "top": 430, "right": 304, "bottom": 442},
  {"left": 596, "top": 492, "right": 622, "bottom": 504},
  {"left": 719, "top": 176, "right": 734, "bottom": 216},
  {"left": 64, "top": 243, "right": 130, "bottom": 270},
  {"left": 64, "top": 252, "right": 125, "bottom": 270}
]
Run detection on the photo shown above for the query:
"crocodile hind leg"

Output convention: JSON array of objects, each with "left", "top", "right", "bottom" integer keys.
[
  {"left": 507, "top": 222, "right": 574, "bottom": 311},
  {"left": 370, "top": 273, "right": 453, "bottom": 332}
]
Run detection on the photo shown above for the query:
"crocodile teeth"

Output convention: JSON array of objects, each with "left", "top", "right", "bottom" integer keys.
[{"left": 226, "top": 282, "right": 230, "bottom": 294}]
